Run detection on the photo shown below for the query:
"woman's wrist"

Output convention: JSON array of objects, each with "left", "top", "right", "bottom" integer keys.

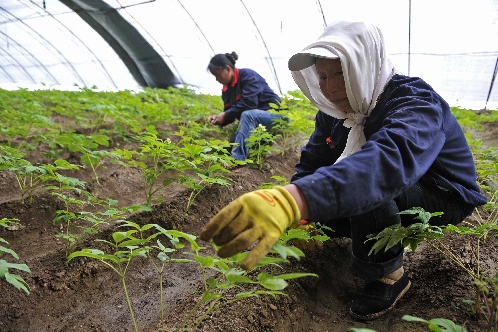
[{"left": 283, "top": 184, "right": 309, "bottom": 220}]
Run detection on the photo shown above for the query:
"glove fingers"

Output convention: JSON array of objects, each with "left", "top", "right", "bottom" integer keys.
[
  {"left": 240, "top": 235, "right": 279, "bottom": 270},
  {"left": 217, "top": 227, "right": 263, "bottom": 258},
  {"left": 200, "top": 199, "right": 242, "bottom": 241},
  {"left": 212, "top": 212, "right": 252, "bottom": 246}
]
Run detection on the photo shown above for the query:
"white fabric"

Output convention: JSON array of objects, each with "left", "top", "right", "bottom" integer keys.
[{"left": 288, "top": 21, "right": 395, "bottom": 162}]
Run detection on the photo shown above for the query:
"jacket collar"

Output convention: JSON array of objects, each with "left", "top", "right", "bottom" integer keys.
[{"left": 222, "top": 67, "right": 239, "bottom": 92}]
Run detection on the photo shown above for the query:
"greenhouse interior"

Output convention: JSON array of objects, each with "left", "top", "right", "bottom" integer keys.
[{"left": 1, "top": 1, "right": 498, "bottom": 332}]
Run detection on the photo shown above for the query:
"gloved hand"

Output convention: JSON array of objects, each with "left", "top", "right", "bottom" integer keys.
[{"left": 200, "top": 186, "right": 300, "bottom": 270}]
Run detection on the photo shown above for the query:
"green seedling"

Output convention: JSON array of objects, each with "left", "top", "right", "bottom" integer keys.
[
  {"left": 402, "top": 314, "right": 468, "bottom": 332},
  {"left": 246, "top": 124, "right": 278, "bottom": 170},
  {"left": 52, "top": 191, "right": 151, "bottom": 258},
  {"left": 52, "top": 191, "right": 98, "bottom": 257},
  {"left": 0, "top": 100, "right": 54, "bottom": 143},
  {"left": 176, "top": 241, "right": 318, "bottom": 331},
  {"left": 0, "top": 218, "right": 31, "bottom": 295},
  {"left": 54, "top": 132, "right": 113, "bottom": 184},
  {"left": 0, "top": 145, "right": 81, "bottom": 204},
  {"left": 280, "top": 222, "right": 332, "bottom": 249},
  {"left": 67, "top": 224, "right": 155, "bottom": 332},
  {"left": 367, "top": 204, "right": 498, "bottom": 330},
  {"left": 258, "top": 175, "right": 289, "bottom": 189},
  {"left": 269, "top": 104, "right": 315, "bottom": 156},
  {"left": 144, "top": 224, "right": 199, "bottom": 325},
  {"left": 115, "top": 132, "right": 187, "bottom": 206},
  {"left": 175, "top": 135, "right": 239, "bottom": 217},
  {"left": 68, "top": 220, "right": 199, "bottom": 331}
]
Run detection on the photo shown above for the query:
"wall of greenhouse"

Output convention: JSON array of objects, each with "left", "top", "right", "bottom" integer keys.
[{"left": 1, "top": 0, "right": 497, "bottom": 110}]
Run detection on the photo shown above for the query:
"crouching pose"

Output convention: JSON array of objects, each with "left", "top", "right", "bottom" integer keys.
[
  {"left": 200, "top": 21, "right": 487, "bottom": 320},
  {"left": 207, "top": 52, "right": 285, "bottom": 160}
]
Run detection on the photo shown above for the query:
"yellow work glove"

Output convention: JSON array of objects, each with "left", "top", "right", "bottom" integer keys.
[{"left": 200, "top": 186, "right": 301, "bottom": 270}]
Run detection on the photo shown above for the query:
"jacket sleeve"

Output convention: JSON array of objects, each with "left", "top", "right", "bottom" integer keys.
[
  {"left": 291, "top": 111, "right": 346, "bottom": 182},
  {"left": 292, "top": 87, "right": 447, "bottom": 222},
  {"left": 224, "top": 70, "right": 266, "bottom": 124}
]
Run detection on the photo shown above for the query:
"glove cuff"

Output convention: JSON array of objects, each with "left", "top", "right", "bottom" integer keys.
[{"left": 273, "top": 186, "right": 301, "bottom": 228}]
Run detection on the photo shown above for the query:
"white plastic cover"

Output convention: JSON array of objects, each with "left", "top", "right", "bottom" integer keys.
[{"left": 1, "top": 0, "right": 497, "bottom": 109}]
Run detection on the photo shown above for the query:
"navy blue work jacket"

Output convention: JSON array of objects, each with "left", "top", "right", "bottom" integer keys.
[
  {"left": 291, "top": 74, "right": 487, "bottom": 222},
  {"left": 221, "top": 68, "right": 281, "bottom": 125}
]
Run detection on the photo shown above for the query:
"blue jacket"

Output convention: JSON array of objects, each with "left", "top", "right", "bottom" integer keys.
[
  {"left": 221, "top": 68, "right": 281, "bottom": 125},
  {"left": 291, "top": 74, "right": 487, "bottom": 222}
]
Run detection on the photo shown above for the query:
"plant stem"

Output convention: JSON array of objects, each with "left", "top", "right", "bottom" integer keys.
[
  {"left": 191, "top": 296, "right": 222, "bottom": 330},
  {"left": 159, "top": 271, "right": 164, "bottom": 322},
  {"left": 429, "top": 239, "right": 477, "bottom": 279},
  {"left": 121, "top": 275, "right": 138, "bottom": 332},
  {"left": 175, "top": 296, "right": 204, "bottom": 332}
]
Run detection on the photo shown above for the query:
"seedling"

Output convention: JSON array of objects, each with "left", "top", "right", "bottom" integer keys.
[
  {"left": 0, "top": 145, "right": 81, "bottom": 204},
  {"left": 68, "top": 221, "right": 317, "bottom": 332},
  {"left": 175, "top": 134, "right": 239, "bottom": 217},
  {"left": 54, "top": 132, "right": 114, "bottom": 184},
  {"left": 258, "top": 175, "right": 289, "bottom": 189},
  {"left": 246, "top": 124, "right": 277, "bottom": 170},
  {"left": 176, "top": 242, "right": 318, "bottom": 331},
  {"left": 402, "top": 314, "right": 468, "bottom": 332},
  {"left": 367, "top": 203, "right": 498, "bottom": 330},
  {"left": 0, "top": 218, "right": 31, "bottom": 295},
  {"left": 115, "top": 132, "right": 185, "bottom": 206}
]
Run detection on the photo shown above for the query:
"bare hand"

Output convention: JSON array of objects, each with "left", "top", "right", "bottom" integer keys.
[{"left": 208, "top": 112, "right": 225, "bottom": 125}]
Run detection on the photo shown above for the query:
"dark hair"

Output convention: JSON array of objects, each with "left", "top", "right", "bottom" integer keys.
[{"left": 208, "top": 52, "right": 238, "bottom": 71}]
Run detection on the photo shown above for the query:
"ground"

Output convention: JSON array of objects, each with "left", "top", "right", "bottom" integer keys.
[{"left": 0, "top": 119, "right": 497, "bottom": 332}]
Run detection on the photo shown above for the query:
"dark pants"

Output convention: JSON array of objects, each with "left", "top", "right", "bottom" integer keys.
[{"left": 324, "top": 182, "right": 475, "bottom": 282}]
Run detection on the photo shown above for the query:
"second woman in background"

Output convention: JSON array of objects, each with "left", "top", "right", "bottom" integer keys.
[{"left": 207, "top": 52, "right": 284, "bottom": 160}]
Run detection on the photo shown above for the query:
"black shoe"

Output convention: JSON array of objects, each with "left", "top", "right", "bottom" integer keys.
[{"left": 349, "top": 273, "right": 411, "bottom": 321}]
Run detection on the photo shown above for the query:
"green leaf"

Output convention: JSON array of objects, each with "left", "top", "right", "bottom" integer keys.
[
  {"left": 5, "top": 272, "right": 30, "bottom": 295},
  {"left": 258, "top": 277, "right": 288, "bottom": 291},
  {"left": 234, "top": 290, "right": 259, "bottom": 299},
  {"left": 271, "top": 242, "right": 304, "bottom": 260},
  {"left": 0, "top": 245, "right": 20, "bottom": 259},
  {"left": 194, "top": 254, "right": 214, "bottom": 267},
  {"left": 225, "top": 272, "right": 254, "bottom": 284},
  {"left": 92, "top": 134, "right": 110, "bottom": 146},
  {"left": 271, "top": 272, "right": 318, "bottom": 280}
]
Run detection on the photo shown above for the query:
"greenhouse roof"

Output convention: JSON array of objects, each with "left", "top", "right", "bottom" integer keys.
[{"left": 1, "top": 0, "right": 497, "bottom": 109}]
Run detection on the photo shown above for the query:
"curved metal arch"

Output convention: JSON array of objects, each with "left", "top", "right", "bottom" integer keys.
[
  {"left": 27, "top": 0, "right": 119, "bottom": 89},
  {"left": 0, "top": 5, "right": 86, "bottom": 86},
  {"left": 176, "top": 0, "right": 215, "bottom": 55},
  {"left": 60, "top": 0, "right": 180, "bottom": 89},
  {"left": 0, "top": 54, "right": 17, "bottom": 82},
  {"left": 239, "top": 0, "right": 282, "bottom": 95},
  {"left": 315, "top": 0, "right": 327, "bottom": 29},
  {"left": 485, "top": 54, "right": 498, "bottom": 110},
  {"left": 0, "top": 30, "right": 59, "bottom": 84},
  {"left": 114, "top": 0, "right": 186, "bottom": 84}
]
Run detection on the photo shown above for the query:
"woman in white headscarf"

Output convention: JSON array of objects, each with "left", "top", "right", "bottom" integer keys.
[{"left": 200, "top": 21, "right": 486, "bottom": 321}]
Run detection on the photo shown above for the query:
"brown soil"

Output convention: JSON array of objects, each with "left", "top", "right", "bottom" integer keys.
[{"left": 0, "top": 120, "right": 497, "bottom": 332}]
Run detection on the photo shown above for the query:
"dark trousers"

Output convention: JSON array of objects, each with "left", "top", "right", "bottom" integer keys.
[{"left": 324, "top": 182, "right": 475, "bottom": 282}]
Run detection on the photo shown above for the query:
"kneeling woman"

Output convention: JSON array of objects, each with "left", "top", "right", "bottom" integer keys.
[{"left": 207, "top": 52, "right": 285, "bottom": 160}]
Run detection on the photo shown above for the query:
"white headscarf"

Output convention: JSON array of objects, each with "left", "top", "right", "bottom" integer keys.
[{"left": 288, "top": 21, "right": 395, "bottom": 162}]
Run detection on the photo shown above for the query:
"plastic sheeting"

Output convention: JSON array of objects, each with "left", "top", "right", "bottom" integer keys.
[{"left": 1, "top": 0, "right": 497, "bottom": 110}]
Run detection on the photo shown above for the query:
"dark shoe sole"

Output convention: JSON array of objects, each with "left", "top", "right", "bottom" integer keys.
[{"left": 349, "top": 279, "right": 411, "bottom": 321}]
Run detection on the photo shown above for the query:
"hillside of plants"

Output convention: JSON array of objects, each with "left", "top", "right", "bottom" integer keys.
[{"left": 0, "top": 86, "right": 497, "bottom": 332}]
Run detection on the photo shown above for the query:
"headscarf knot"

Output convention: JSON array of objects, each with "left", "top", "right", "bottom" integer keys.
[{"left": 344, "top": 113, "right": 366, "bottom": 128}]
